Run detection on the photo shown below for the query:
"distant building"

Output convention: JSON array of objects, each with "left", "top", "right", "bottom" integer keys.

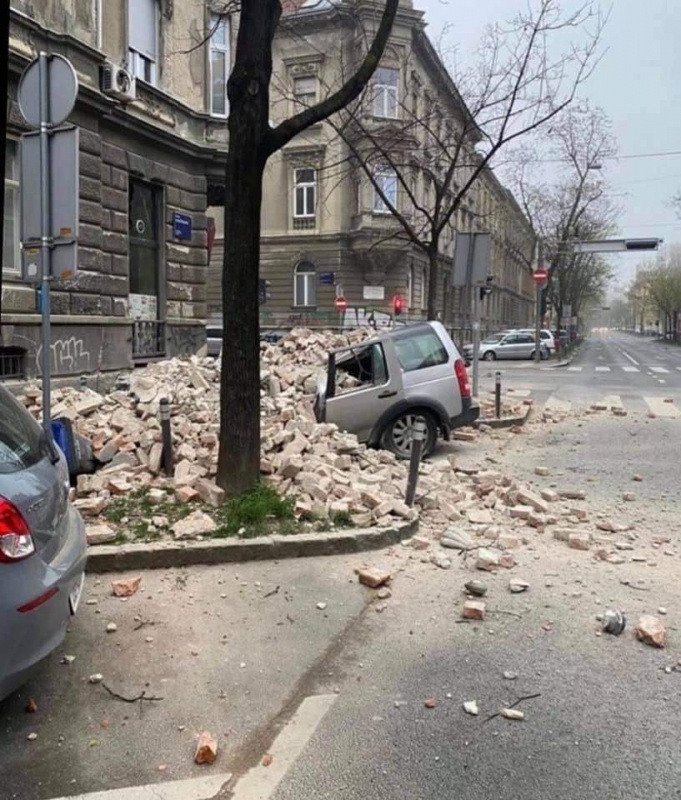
[
  {"left": 249, "top": 0, "right": 535, "bottom": 337},
  {"left": 2, "top": 1, "right": 230, "bottom": 379}
]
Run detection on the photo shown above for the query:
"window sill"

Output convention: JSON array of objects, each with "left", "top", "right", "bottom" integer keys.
[{"left": 291, "top": 306, "right": 317, "bottom": 311}]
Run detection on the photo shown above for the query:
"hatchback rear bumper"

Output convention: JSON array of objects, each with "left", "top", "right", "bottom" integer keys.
[
  {"left": 0, "top": 505, "right": 87, "bottom": 701},
  {"left": 449, "top": 398, "right": 480, "bottom": 429}
]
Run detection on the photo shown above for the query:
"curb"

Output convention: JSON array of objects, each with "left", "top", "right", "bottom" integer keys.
[
  {"left": 474, "top": 403, "right": 533, "bottom": 430},
  {"left": 85, "top": 519, "right": 419, "bottom": 574}
]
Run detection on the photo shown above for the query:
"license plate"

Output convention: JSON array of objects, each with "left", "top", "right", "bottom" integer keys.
[{"left": 69, "top": 573, "right": 85, "bottom": 615}]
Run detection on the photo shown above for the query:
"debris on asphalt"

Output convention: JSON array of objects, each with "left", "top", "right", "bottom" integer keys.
[
  {"left": 509, "top": 579, "right": 530, "bottom": 594},
  {"left": 440, "top": 529, "right": 473, "bottom": 551},
  {"left": 106, "top": 622, "right": 118, "bottom": 633},
  {"left": 634, "top": 615, "right": 667, "bottom": 648},
  {"left": 111, "top": 576, "right": 142, "bottom": 598},
  {"left": 194, "top": 731, "right": 218, "bottom": 765},
  {"left": 377, "top": 588, "right": 392, "bottom": 600},
  {"left": 25, "top": 698, "right": 37, "bottom": 714},
  {"left": 424, "top": 698, "right": 437, "bottom": 709},
  {"left": 89, "top": 674, "right": 104, "bottom": 684},
  {"left": 261, "top": 754, "right": 274, "bottom": 767},
  {"left": 475, "top": 548, "right": 501, "bottom": 571},
  {"left": 503, "top": 671, "right": 519, "bottom": 680},
  {"left": 316, "top": 602, "right": 328, "bottom": 611},
  {"left": 463, "top": 700, "right": 479, "bottom": 716},
  {"left": 601, "top": 610, "right": 627, "bottom": 635},
  {"left": 61, "top": 655, "right": 76, "bottom": 665},
  {"left": 27, "top": 733, "right": 38, "bottom": 741},
  {"left": 356, "top": 567, "right": 391, "bottom": 589},
  {"left": 462, "top": 600, "right": 486, "bottom": 621},
  {"left": 430, "top": 552, "right": 452, "bottom": 570},
  {"left": 464, "top": 580, "right": 488, "bottom": 597},
  {"left": 501, "top": 708, "right": 525, "bottom": 721}
]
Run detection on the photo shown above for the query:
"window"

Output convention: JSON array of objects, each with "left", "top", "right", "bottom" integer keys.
[
  {"left": 293, "top": 168, "right": 317, "bottom": 228},
  {"left": 420, "top": 266, "right": 428, "bottom": 311},
  {"left": 209, "top": 13, "right": 230, "bottom": 116},
  {"left": 3, "top": 141, "right": 20, "bottom": 276},
  {"left": 293, "top": 75, "right": 317, "bottom": 107},
  {"left": 393, "top": 329, "right": 448, "bottom": 372},
  {"left": 406, "top": 265, "right": 414, "bottom": 308},
  {"left": 372, "top": 66, "right": 399, "bottom": 118},
  {"left": 332, "top": 343, "right": 389, "bottom": 395},
  {"left": 373, "top": 167, "right": 397, "bottom": 214},
  {"left": 0, "top": 386, "right": 47, "bottom": 474},
  {"left": 294, "top": 261, "right": 316, "bottom": 307},
  {"left": 95, "top": 0, "right": 103, "bottom": 49},
  {"left": 128, "top": 0, "right": 158, "bottom": 85}
]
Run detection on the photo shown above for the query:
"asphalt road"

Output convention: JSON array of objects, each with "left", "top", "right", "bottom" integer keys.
[
  {"left": 478, "top": 331, "right": 681, "bottom": 415},
  {"left": 260, "top": 406, "right": 681, "bottom": 800}
]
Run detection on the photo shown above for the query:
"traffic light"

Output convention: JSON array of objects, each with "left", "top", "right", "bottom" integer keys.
[
  {"left": 479, "top": 274, "right": 494, "bottom": 301},
  {"left": 392, "top": 294, "right": 405, "bottom": 316}
]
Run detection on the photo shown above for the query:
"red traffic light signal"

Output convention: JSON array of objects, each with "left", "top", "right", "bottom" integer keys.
[{"left": 392, "top": 294, "right": 405, "bottom": 316}]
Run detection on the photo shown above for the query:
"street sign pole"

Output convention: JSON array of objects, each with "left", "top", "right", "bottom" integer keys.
[
  {"left": 468, "top": 235, "right": 481, "bottom": 397},
  {"left": 38, "top": 53, "right": 53, "bottom": 440}
]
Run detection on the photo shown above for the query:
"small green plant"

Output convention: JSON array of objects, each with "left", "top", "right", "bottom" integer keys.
[
  {"left": 213, "top": 483, "right": 295, "bottom": 538},
  {"left": 330, "top": 510, "right": 354, "bottom": 528}
]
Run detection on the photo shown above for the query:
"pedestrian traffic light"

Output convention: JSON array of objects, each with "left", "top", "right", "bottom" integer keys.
[
  {"left": 392, "top": 294, "right": 405, "bottom": 316},
  {"left": 479, "top": 275, "right": 494, "bottom": 301},
  {"left": 258, "top": 279, "right": 272, "bottom": 304}
]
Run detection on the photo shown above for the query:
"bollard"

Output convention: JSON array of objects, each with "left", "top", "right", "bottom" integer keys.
[
  {"left": 79, "top": 375, "right": 87, "bottom": 391},
  {"left": 159, "top": 397, "right": 173, "bottom": 477},
  {"left": 495, "top": 371, "right": 502, "bottom": 419},
  {"left": 405, "top": 419, "right": 426, "bottom": 507}
]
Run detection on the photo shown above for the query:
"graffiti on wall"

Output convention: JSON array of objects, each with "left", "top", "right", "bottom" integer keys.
[
  {"left": 167, "top": 325, "right": 205, "bottom": 356},
  {"left": 35, "top": 336, "right": 92, "bottom": 375}
]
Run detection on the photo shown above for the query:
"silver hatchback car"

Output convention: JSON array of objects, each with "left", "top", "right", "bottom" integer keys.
[
  {"left": 315, "top": 321, "right": 480, "bottom": 458},
  {"left": 0, "top": 385, "right": 87, "bottom": 701},
  {"left": 464, "top": 331, "right": 549, "bottom": 361}
]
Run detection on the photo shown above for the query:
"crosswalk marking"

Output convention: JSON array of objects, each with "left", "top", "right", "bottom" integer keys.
[
  {"left": 538, "top": 393, "right": 680, "bottom": 418},
  {"left": 567, "top": 366, "right": 583, "bottom": 372},
  {"left": 650, "top": 367, "right": 669, "bottom": 374},
  {"left": 595, "top": 366, "right": 611, "bottom": 372},
  {"left": 644, "top": 397, "right": 681, "bottom": 418},
  {"left": 622, "top": 366, "right": 640, "bottom": 373}
]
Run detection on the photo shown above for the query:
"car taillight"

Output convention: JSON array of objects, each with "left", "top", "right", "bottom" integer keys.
[
  {"left": 0, "top": 497, "right": 35, "bottom": 563},
  {"left": 454, "top": 358, "right": 471, "bottom": 399}
]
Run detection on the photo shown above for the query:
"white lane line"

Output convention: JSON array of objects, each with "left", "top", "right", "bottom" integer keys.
[
  {"left": 622, "top": 365, "right": 640, "bottom": 373},
  {"left": 595, "top": 366, "right": 611, "bottom": 372},
  {"left": 603, "top": 395, "right": 624, "bottom": 411},
  {"left": 650, "top": 367, "right": 670, "bottom": 374},
  {"left": 567, "top": 366, "right": 583, "bottom": 372},
  {"left": 621, "top": 350, "right": 639, "bottom": 365},
  {"left": 645, "top": 397, "right": 681, "bottom": 418},
  {"left": 544, "top": 396, "right": 572, "bottom": 414},
  {"left": 50, "top": 774, "right": 232, "bottom": 800},
  {"left": 231, "top": 694, "right": 338, "bottom": 800}
]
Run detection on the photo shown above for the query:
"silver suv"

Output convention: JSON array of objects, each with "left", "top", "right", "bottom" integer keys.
[{"left": 314, "top": 322, "right": 479, "bottom": 458}]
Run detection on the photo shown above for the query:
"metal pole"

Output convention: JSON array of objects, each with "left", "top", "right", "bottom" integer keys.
[
  {"left": 535, "top": 238, "right": 544, "bottom": 364},
  {"left": 495, "top": 371, "right": 501, "bottom": 419},
  {"left": 467, "top": 235, "right": 481, "bottom": 397},
  {"left": 38, "top": 53, "right": 54, "bottom": 441},
  {"left": 405, "top": 419, "right": 426, "bottom": 507},
  {"left": 160, "top": 398, "right": 173, "bottom": 476}
]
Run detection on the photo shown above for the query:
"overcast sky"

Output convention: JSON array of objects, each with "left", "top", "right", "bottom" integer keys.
[{"left": 417, "top": 0, "right": 681, "bottom": 287}]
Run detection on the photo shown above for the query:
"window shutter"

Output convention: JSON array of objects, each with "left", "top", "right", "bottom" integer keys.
[{"left": 129, "top": 0, "right": 157, "bottom": 60}]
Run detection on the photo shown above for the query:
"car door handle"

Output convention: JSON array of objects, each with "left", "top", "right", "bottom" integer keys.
[{"left": 378, "top": 390, "right": 397, "bottom": 399}]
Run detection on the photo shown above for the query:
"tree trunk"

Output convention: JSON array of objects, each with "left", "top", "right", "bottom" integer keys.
[
  {"left": 427, "top": 248, "right": 439, "bottom": 321},
  {"left": 216, "top": 1, "right": 278, "bottom": 496}
]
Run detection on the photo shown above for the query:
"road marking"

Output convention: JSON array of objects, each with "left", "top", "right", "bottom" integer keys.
[
  {"left": 603, "top": 395, "right": 624, "bottom": 411},
  {"left": 567, "top": 366, "right": 583, "bottom": 372},
  {"left": 620, "top": 350, "right": 639, "bottom": 365},
  {"left": 595, "top": 366, "right": 611, "bottom": 372},
  {"left": 644, "top": 397, "right": 681, "bottom": 418},
  {"left": 230, "top": 694, "right": 338, "bottom": 799},
  {"left": 544, "top": 396, "right": 572, "bottom": 414},
  {"left": 650, "top": 367, "right": 669, "bottom": 374},
  {"left": 622, "top": 366, "right": 640, "bottom": 373},
  {"left": 50, "top": 774, "right": 232, "bottom": 800}
]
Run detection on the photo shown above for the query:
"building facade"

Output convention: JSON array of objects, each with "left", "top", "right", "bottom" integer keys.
[
  {"left": 253, "top": 0, "right": 535, "bottom": 337},
  {"left": 2, "top": 0, "right": 230, "bottom": 380}
]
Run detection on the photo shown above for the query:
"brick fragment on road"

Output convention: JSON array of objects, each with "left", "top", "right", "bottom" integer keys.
[
  {"left": 111, "top": 576, "right": 142, "bottom": 597},
  {"left": 86, "top": 523, "right": 117, "bottom": 545},
  {"left": 475, "top": 548, "right": 501, "bottom": 571},
  {"left": 568, "top": 532, "right": 591, "bottom": 550},
  {"left": 498, "top": 533, "right": 521, "bottom": 550},
  {"left": 194, "top": 731, "right": 218, "bottom": 764},
  {"left": 452, "top": 430, "right": 477, "bottom": 442},
  {"left": 502, "top": 708, "right": 525, "bottom": 721},
  {"left": 622, "top": 492, "right": 636, "bottom": 502},
  {"left": 172, "top": 510, "right": 217, "bottom": 540},
  {"left": 516, "top": 488, "right": 549, "bottom": 513},
  {"left": 462, "top": 600, "right": 486, "bottom": 621},
  {"left": 540, "top": 488, "right": 559, "bottom": 503},
  {"left": 356, "top": 567, "right": 391, "bottom": 589},
  {"left": 534, "top": 466, "right": 550, "bottom": 476},
  {"left": 634, "top": 615, "right": 667, "bottom": 648},
  {"left": 560, "top": 489, "right": 587, "bottom": 500},
  {"left": 463, "top": 700, "right": 479, "bottom": 716}
]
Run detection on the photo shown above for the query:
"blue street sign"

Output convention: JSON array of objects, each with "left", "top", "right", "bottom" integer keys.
[
  {"left": 320, "top": 271, "right": 335, "bottom": 285},
  {"left": 173, "top": 212, "right": 193, "bottom": 241}
]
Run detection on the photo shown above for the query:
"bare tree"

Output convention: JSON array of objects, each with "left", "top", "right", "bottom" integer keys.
[
  {"left": 511, "top": 101, "right": 619, "bottom": 328},
  {"left": 328, "top": 0, "right": 606, "bottom": 320},
  {"left": 217, "top": 0, "right": 399, "bottom": 496},
  {"left": 637, "top": 246, "right": 681, "bottom": 340}
]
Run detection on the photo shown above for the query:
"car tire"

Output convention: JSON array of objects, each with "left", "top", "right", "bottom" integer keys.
[
  {"left": 380, "top": 411, "right": 438, "bottom": 460},
  {"left": 482, "top": 351, "right": 496, "bottom": 361}
]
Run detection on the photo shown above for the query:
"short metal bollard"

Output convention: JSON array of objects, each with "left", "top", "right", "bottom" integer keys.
[
  {"left": 405, "top": 419, "right": 426, "bottom": 507},
  {"left": 159, "top": 397, "right": 173, "bottom": 477},
  {"left": 495, "top": 371, "right": 502, "bottom": 419}
]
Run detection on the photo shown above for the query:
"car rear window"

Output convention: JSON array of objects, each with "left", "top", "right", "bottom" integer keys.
[
  {"left": 0, "top": 387, "right": 46, "bottom": 474},
  {"left": 394, "top": 330, "right": 448, "bottom": 372}
]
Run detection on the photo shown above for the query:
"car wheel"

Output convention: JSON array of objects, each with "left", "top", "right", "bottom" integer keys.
[
  {"left": 482, "top": 351, "right": 496, "bottom": 361},
  {"left": 381, "top": 411, "right": 438, "bottom": 460}
]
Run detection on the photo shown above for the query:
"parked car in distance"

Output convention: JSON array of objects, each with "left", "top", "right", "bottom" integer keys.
[
  {"left": 509, "top": 328, "right": 556, "bottom": 354},
  {"left": 314, "top": 321, "right": 479, "bottom": 459},
  {"left": 0, "top": 385, "right": 87, "bottom": 701},
  {"left": 463, "top": 331, "right": 549, "bottom": 361}
]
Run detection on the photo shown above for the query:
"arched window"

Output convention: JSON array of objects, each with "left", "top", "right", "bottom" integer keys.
[{"left": 294, "top": 261, "right": 316, "bottom": 307}]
